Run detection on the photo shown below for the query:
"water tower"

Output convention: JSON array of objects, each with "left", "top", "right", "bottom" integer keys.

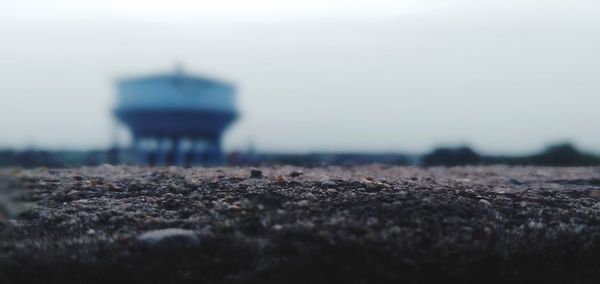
[{"left": 114, "top": 67, "right": 237, "bottom": 166}]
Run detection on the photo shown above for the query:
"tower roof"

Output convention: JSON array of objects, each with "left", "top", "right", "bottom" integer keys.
[{"left": 118, "top": 67, "right": 233, "bottom": 90}]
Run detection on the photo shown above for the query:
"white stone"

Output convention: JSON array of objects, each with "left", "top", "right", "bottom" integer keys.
[{"left": 137, "top": 228, "right": 199, "bottom": 247}]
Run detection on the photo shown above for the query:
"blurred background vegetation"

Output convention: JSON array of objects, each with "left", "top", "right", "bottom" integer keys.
[
  {"left": 422, "top": 143, "right": 600, "bottom": 167},
  {"left": 1, "top": 143, "right": 599, "bottom": 168}
]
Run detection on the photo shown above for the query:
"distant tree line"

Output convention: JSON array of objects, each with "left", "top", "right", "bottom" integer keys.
[
  {"left": 1, "top": 143, "right": 599, "bottom": 168},
  {"left": 0, "top": 150, "right": 111, "bottom": 168},
  {"left": 253, "top": 153, "right": 413, "bottom": 167},
  {"left": 422, "top": 143, "right": 600, "bottom": 167}
]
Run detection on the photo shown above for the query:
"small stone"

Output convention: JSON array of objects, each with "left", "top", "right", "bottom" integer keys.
[
  {"left": 320, "top": 180, "right": 336, "bottom": 187},
  {"left": 366, "top": 217, "right": 378, "bottom": 226},
  {"left": 361, "top": 178, "right": 389, "bottom": 192},
  {"left": 137, "top": 228, "right": 200, "bottom": 248},
  {"left": 296, "top": 200, "right": 310, "bottom": 207},
  {"left": 228, "top": 204, "right": 242, "bottom": 211},
  {"left": 275, "top": 175, "right": 286, "bottom": 184},
  {"left": 272, "top": 224, "right": 283, "bottom": 231},
  {"left": 303, "top": 193, "right": 316, "bottom": 199},
  {"left": 589, "top": 191, "right": 600, "bottom": 200},
  {"left": 528, "top": 221, "right": 544, "bottom": 229},
  {"left": 327, "top": 188, "right": 337, "bottom": 193},
  {"left": 484, "top": 227, "right": 493, "bottom": 237},
  {"left": 388, "top": 226, "right": 402, "bottom": 234},
  {"left": 519, "top": 201, "right": 527, "bottom": 207},
  {"left": 509, "top": 178, "right": 524, "bottom": 185},
  {"left": 289, "top": 171, "right": 303, "bottom": 178},
  {"left": 86, "top": 229, "right": 96, "bottom": 235},
  {"left": 479, "top": 199, "right": 492, "bottom": 207},
  {"left": 250, "top": 169, "right": 263, "bottom": 179},
  {"left": 365, "top": 182, "right": 382, "bottom": 192},
  {"left": 302, "top": 221, "right": 315, "bottom": 228}
]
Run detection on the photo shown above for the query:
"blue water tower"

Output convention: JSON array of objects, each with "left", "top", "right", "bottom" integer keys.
[{"left": 114, "top": 67, "right": 237, "bottom": 166}]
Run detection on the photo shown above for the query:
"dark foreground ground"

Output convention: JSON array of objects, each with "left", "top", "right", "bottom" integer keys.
[{"left": 2, "top": 166, "right": 600, "bottom": 283}]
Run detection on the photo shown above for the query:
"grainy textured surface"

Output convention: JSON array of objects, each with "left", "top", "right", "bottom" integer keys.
[{"left": 1, "top": 165, "right": 600, "bottom": 283}]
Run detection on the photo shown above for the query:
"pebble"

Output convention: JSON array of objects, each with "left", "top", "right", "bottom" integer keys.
[
  {"left": 303, "top": 193, "right": 316, "bottom": 199},
  {"left": 327, "top": 188, "right": 337, "bottom": 193},
  {"left": 137, "top": 228, "right": 200, "bottom": 248},
  {"left": 320, "top": 180, "right": 336, "bottom": 187},
  {"left": 250, "top": 169, "right": 263, "bottom": 179},
  {"left": 528, "top": 221, "right": 544, "bottom": 229},
  {"left": 289, "top": 171, "right": 303, "bottom": 178},
  {"left": 484, "top": 227, "right": 493, "bottom": 237},
  {"left": 479, "top": 199, "right": 492, "bottom": 207},
  {"left": 388, "top": 226, "right": 402, "bottom": 234},
  {"left": 275, "top": 175, "right": 286, "bottom": 183},
  {"left": 366, "top": 217, "right": 379, "bottom": 226},
  {"left": 365, "top": 182, "right": 383, "bottom": 192},
  {"left": 589, "top": 191, "right": 600, "bottom": 200},
  {"left": 509, "top": 178, "right": 524, "bottom": 185}
]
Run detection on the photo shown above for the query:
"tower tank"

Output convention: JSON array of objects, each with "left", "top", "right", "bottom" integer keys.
[{"left": 114, "top": 67, "right": 237, "bottom": 166}]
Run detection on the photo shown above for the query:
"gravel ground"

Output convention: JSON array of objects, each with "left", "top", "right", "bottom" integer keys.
[{"left": 2, "top": 165, "right": 600, "bottom": 283}]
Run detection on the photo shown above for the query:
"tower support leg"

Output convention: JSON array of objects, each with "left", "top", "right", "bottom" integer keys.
[
  {"left": 173, "top": 137, "right": 185, "bottom": 167},
  {"left": 207, "top": 137, "right": 223, "bottom": 166},
  {"left": 192, "top": 139, "right": 205, "bottom": 166},
  {"left": 134, "top": 136, "right": 148, "bottom": 165},
  {"left": 157, "top": 137, "right": 169, "bottom": 166}
]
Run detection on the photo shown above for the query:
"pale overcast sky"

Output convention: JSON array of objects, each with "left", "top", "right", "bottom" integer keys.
[{"left": 1, "top": 0, "right": 599, "bottom": 154}]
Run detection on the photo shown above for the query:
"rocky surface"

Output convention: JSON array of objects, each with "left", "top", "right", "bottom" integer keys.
[{"left": 1, "top": 165, "right": 600, "bottom": 283}]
